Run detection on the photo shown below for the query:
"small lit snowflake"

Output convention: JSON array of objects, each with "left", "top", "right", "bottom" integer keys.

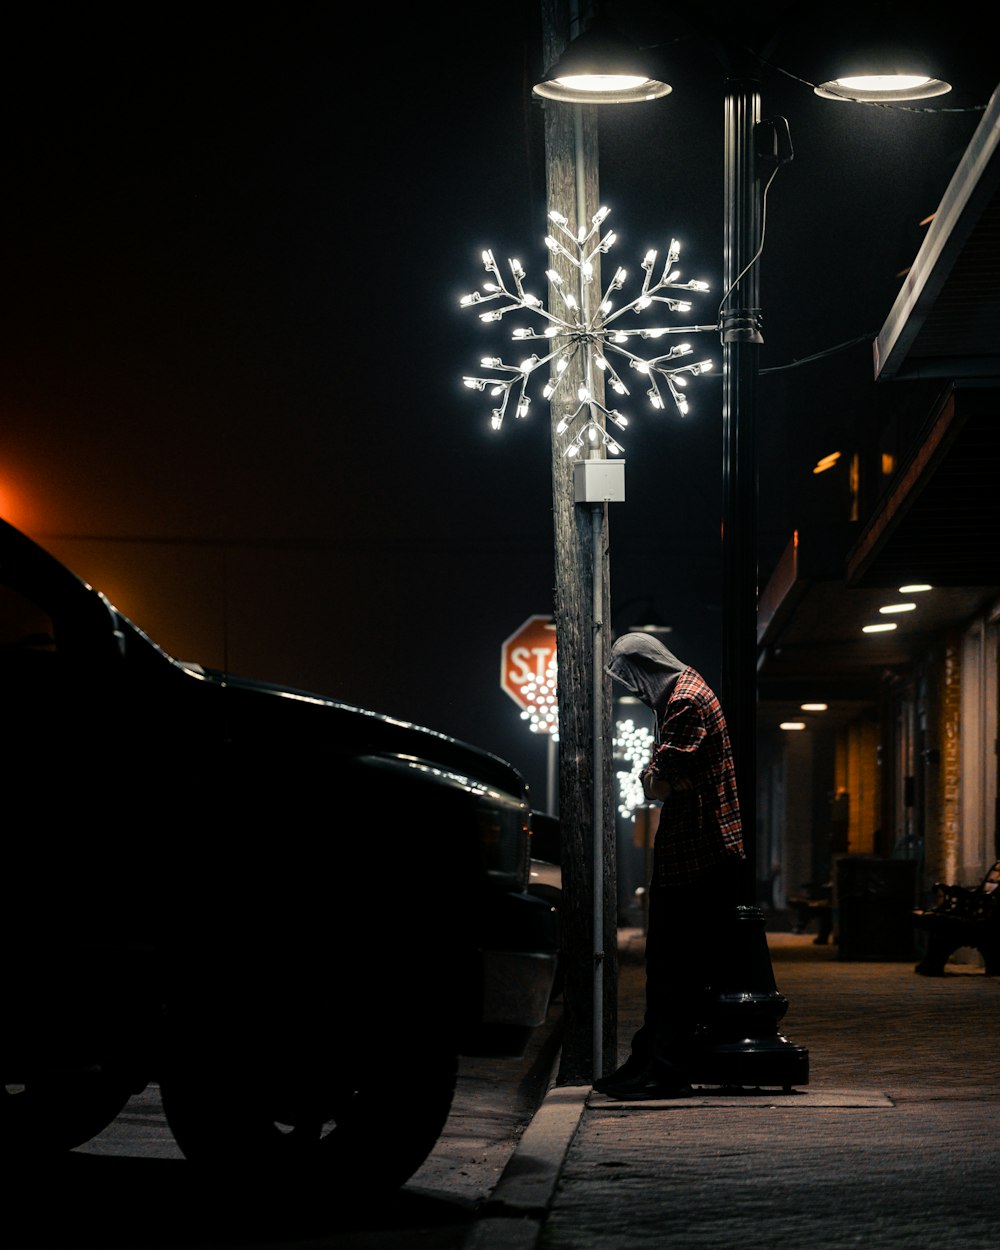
[
  {"left": 614, "top": 716, "right": 655, "bottom": 818},
  {"left": 461, "top": 206, "right": 716, "bottom": 455}
]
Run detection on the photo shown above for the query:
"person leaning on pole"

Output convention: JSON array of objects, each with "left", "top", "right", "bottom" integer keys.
[{"left": 598, "top": 632, "right": 747, "bottom": 1100}]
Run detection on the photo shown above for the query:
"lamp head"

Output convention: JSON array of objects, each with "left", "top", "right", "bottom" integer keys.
[
  {"left": 809, "top": 6, "right": 952, "bottom": 102},
  {"left": 533, "top": 22, "right": 671, "bottom": 105},
  {"left": 815, "top": 70, "right": 951, "bottom": 104}
]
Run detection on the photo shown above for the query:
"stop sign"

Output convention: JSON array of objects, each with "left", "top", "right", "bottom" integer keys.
[{"left": 500, "top": 615, "right": 557, "bottom": 711}]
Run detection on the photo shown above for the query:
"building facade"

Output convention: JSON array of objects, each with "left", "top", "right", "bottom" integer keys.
[{"left": 757, "top": 89, "right": 1000, "bottom": 961}]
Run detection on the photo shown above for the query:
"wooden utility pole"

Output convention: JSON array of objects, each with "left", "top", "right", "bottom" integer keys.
[{"left": 539, "top": 0, "right": 617, "bottom": 1087}]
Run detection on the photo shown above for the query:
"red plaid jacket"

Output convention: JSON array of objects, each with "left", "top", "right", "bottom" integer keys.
[{"left": 644, "top": 666, "right": 745, "bottom": 884}]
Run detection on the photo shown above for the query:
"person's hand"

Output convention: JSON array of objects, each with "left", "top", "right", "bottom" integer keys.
[{"left": 641, "top": 770, "right": 671, "bottom": 801}]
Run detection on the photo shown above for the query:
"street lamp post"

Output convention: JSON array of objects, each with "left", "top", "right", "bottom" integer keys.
[
  {"left": 530, "top": 0, "right": 958, "bottom": 1090},
  {"left": 720, "top": 63, "right": 763, "bottom": 890}
]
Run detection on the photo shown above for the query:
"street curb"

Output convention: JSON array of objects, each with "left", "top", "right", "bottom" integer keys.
[
  {"left": 461, "top": 1082, "right": 589, "bottom": 1250},
  {"left": 459, "top": 1077, "right": 894, "bottom": 1250}
]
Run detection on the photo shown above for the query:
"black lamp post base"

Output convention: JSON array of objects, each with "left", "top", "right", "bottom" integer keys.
[
  {"left": 687, "top": 904, "right": 810, "bottom": 1090},
  {"left": 687, "top": 1035, "right": 810, "bottom": 1091}
]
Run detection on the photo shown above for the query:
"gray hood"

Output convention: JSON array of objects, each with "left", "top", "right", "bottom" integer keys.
[{"left": 606, "top": 632, "right": 687, "bottom": 717}]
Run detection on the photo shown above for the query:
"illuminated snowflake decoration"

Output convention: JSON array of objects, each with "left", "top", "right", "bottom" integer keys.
[
  {"left": 614, "top": 717, "right": 655, "bottom": 819},
  {"left": 520, "top": 655, "right": 559, "bottom": 740},
  {"left": 461, "top": 206, "right": 716, "bottom": 456}
]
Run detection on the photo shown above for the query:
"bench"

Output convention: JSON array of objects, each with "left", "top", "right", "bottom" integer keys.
[
  {"left": 913, "top": 859, "right": 1000, "bottom": 976},
  {"left": 787, "top": 881, "right": 833, "bottom": 945}
]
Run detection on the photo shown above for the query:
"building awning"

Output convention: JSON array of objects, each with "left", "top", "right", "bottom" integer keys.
[{"left": 873, "top": 84, "right": 1000, "bottom": 383}]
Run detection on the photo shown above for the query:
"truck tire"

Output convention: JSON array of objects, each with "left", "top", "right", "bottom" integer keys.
[
  {"left": 159, "top": 1041, "right": 458, "bottom": 1192},
  {"left": 1, "top": 1071, "right": 135, "bottom": 1156}
]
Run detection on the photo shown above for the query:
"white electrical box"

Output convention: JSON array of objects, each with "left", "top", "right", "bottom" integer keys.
[{"left": 573, "top": 459, "right": 625, "bottom": 503}]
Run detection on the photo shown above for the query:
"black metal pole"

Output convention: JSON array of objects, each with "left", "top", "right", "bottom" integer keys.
[
  {"left": 696, "top": 67, "right": 809, "bottom": 1091},
  {"left": 720, "top": 73, "right": 762, "bottom": 899}
]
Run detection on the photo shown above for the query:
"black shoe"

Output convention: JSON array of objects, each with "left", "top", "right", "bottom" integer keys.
[
  {"left": 592, "top": 1053, "right": 649, "bottom": 1093},
  {"left": 596, "top": 1068, "right": 693, "bottom": 1101}
]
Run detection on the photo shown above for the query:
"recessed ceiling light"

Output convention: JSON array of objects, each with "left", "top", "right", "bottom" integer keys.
[
  {"left": 899, "top": 584, "right": 932, "bottom": 593},
  {"left": 801, "top": 703, "right": 828, "bottom": 712},
  {"left": 879, "top": 602, "right": 916, "bottom": 614},
  {"left": 780, "top": 721, "right": 806, "bottom": 731},
  {"left": 863, "top": 622, "right": 897, "bottom": 633}
]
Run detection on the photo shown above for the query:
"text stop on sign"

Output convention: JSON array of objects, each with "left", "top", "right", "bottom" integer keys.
[{"left": 500, "top": 615, "right": 557, "bottom": 711}]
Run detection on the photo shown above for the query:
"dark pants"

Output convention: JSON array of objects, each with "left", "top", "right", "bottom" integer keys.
[{"left": 629, "top": 858, "right": 746, "bottom": 1080}]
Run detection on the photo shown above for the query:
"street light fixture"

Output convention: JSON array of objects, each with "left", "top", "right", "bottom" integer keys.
[
  {"left": 814, "top": 73, "right": 951, "bottom": 103},
  {"left": 809, "top": 8, "right": 953, "bottom": 102},
  {"left": 535, "top": 10, "right": 954, "bottom": 106},
  {"left": 530, "top": 0, "right": 963, "bottom": 1092},
  {"left": 532, "top": 15, "right": 672, "bottom": 104}
]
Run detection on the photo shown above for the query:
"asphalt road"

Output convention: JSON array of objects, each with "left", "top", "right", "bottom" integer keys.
[{"left": 6, "top": 1002, "right": 563, "bottom": 1250}]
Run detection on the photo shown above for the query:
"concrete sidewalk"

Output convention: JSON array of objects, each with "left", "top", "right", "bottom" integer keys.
[{"left": 465, "top": 927, "right": 1000, "bottom": 1250}]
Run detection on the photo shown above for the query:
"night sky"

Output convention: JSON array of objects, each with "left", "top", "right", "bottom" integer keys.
[{"left": 0, "top": 4, "right": 995, "bottom": 806}]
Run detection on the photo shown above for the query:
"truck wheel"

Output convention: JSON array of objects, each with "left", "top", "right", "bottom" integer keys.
[
  {"left": 1, "top": 1072, "right": 134, "bottom": 1156},
  {"left": 160, "top": 1043, "right": 458, "bottom": 1192}
]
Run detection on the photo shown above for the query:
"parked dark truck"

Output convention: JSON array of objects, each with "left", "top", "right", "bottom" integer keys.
[{"left": 0, "top": 517, "right": 559, "bottom": 1191}]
